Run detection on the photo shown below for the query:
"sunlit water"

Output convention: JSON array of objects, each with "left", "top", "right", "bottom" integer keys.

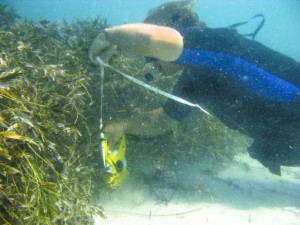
[{"left": 3, "top": 0, "right": 300, "bottom": 61}]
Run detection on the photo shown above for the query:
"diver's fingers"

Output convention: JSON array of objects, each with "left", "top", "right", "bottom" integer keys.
[
  {"left": 89, "top": 32, "right": 114, "bottom": 64},
  {"left": 101, "top": 45, "right": 117, "bottom": 62},
  {"left": 103, "top": 122, "right": 126, "bottom": 149}
]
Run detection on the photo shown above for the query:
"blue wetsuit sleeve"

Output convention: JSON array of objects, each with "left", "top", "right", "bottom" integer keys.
[
  {"left": 163, "top": 72, "right": 197, "bottom": 121},
  {"left": 175, "top": 49, "right": 300, "bottom": 104},
  {"left": 163, "top": 99, "right": 193, "bottom": 121}
]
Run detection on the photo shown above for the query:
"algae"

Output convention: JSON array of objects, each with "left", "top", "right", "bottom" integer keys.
[{"left": 0, "top": 5, "right": 107, "bottom": 224}]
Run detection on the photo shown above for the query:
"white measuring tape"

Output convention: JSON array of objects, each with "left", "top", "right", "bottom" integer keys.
[
  {"left": 96, "top": 57, "right": 210, "bottom": 116},
  {"left": 98, "top": 59, "right": 107, "bottom": 166}
]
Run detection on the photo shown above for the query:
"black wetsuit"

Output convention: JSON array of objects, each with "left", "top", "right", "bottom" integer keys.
[{"left": 163, "top": 27, "right": 300, "bottom": 175}]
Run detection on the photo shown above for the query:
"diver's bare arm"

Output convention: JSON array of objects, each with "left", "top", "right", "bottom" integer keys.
[
  {"left": 104, "top": 107, "right": 177, "bottom": 146},
  {"left": 89, "top": 24, "right": 183, "bottom": 64},
  {"left": 126, "top": 107, "right": 177, "bottom": 137}
]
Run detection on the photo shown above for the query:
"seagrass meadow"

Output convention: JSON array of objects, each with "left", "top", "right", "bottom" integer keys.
[
  {"left": 0, "top": 4, "right": 111, "bottom": 223},
  {"left": 0, "top": 4, "right": 249, "bottom": 224}
]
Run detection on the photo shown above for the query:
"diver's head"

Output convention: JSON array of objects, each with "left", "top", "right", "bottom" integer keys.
[
  {"left": 144, "top": 1, "right": 203, "bottom": 75},
  {"left": 143, "top": 0, "right": 206, "bottom": 30}
]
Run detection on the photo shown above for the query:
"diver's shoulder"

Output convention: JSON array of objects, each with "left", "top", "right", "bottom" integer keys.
[
  {"left": 179, "top": 26, "right": 235, "bottom": 35},
  {"left": 178, "top": 26, "right": 237, "bottom": 49}
]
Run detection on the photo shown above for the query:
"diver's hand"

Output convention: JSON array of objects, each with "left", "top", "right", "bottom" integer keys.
[
  {"left": 89, "top": 24, "right": 183, "bottom": 64},
  {"left": 88, "top": 32, "right": 117, "bottom": 65},
  {"left": 104, "top": 121, "right": 127, "bottom": 149}
]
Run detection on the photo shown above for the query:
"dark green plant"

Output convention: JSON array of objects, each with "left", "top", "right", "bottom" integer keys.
[{"left": 0, "top": 4, "right": 20, "bottom": 27}]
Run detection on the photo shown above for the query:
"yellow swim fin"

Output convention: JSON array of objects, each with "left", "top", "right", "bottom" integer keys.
[{"left": 103, "top": 136, "right": 128, "bottom": 189}]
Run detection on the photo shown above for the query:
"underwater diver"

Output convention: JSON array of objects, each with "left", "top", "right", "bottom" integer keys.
[{"left": 89, "top": 0, "right": 300, "bottom": 175}]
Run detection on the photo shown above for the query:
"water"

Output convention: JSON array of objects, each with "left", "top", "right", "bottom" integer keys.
[
  {"left": 1, "top": 1, "right": 300, "bottom": 225},
  {"left": 2, "top": 0, "right": 300, "bottom": 61}
]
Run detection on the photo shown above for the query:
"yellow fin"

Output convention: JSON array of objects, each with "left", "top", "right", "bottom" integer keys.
[{"left": 104, "top": 136, "right": 128, "bottom": 188}]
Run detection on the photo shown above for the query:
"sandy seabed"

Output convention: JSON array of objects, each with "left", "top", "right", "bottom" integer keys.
[{"left": 94, "top": 154, "right": 300, "bottom": 225}]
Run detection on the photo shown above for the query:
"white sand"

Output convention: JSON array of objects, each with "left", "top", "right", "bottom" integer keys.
[{"left": 94, "top": 153, "right": 300, "bottom": 225}]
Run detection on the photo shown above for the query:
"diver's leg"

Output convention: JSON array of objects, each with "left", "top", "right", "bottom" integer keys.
[
  {"left": 248, "top": 137, "right": 300, "bottom": 175},
  {"left": 248, "top": 140, "right": 281, "bottom": 175}
]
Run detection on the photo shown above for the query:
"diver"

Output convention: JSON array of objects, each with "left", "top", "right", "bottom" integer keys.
[{"left": 89, "top": 0, "right": 300, "bottom": 175}]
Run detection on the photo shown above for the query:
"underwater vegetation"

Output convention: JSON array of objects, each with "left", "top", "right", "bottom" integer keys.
[
  {"left": 0, "top": 4, "right": 109, "bottom": 224},
  {"left": 0, "top": 4, "right": 20, "bottom": 27},
  {"left": 0, "top": 3, "right": 250, "bottom": 224}
]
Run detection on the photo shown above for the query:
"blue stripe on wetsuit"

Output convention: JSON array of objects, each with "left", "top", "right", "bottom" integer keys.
[{"left": 175, "top": 49, "right": 300, "bottom": 104}]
